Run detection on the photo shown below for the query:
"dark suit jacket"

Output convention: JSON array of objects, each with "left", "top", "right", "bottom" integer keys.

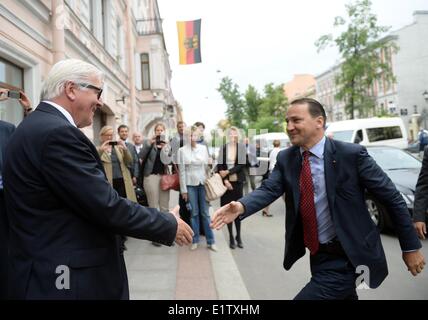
[
  {"left": 413, "top": 146, "right": 428, "bottom": 222},
  {"left": 239, "top": 138, "right": 421, "bottom": 289},
  {"left": 3, "top": 102, "right": 177, "bottom": 300},
  {"left": 0, "top": 120, "right": 15, "bottom": 298},
  {"left": 215, "top": 143, "right": 248, "bottom": 183}
]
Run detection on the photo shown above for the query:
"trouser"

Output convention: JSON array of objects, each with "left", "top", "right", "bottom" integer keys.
[
  {"left": 294, "top": 241, "right": 358, "bottom": 300},
  {"left": 144, "top": 174, "right": 170, "bottom": 212},
  {"left": 187, "top": 184, "right": 215, "bottom": 245}
]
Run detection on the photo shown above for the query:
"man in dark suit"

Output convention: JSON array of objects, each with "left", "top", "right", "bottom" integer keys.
[
  {"left": 0, "top": 87, "right": 32, "bottom": 299},
  {"left": 413, "top": 145, "right": 428, "bottom": 239},
  {"left": 3, "top": 59, "right": 193, "bottom": 300},
  {"left": 0, "top": 119, "right": 15, "bottom": 300},
  {"left": 211, "top": 98, "right": 425, "bottom": 300}
]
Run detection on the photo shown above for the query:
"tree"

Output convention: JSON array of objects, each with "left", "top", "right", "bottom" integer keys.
[
  {"left": 217, "top": 77, "right": 246, "bottom": 128},
  {"left": 315, "top": 0, "right": 397, "bottom": 119},
  {"left": 244, "top": 85, "right": 262, "bottom": 124},
  {"left": 257, "top": 83, "right": 288, "bottom": 132}
]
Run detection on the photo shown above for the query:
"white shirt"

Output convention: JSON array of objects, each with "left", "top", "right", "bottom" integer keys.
[
  {"left": 177, "top": 144, "right": 209, "bottom": 194},
  {"left": 269, "top": 147, "right": 281, "bottom": 172},
  {"left": 43, "top": 100, "right": 77, "bottom": 127}
]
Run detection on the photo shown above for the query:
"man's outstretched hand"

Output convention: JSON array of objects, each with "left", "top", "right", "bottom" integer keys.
[
  {"left": 170, "top": 205, "right": 193, "bottom": 246},
  {"left": 210, "top": 201, "right": 244, "bottom": 230}
]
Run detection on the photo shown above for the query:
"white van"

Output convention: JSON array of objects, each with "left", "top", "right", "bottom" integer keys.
[
  {"left": 252, "top": 132, "right": 290, "bottom": 155},
  {"left": 325, "top": 117, "right": 408, "bottom": 149}
]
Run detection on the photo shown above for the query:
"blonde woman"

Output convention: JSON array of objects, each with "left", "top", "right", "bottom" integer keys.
[
  {"left": 97, "top": 125, "right": 137, "bottom": 203},
  {"left": 215, "top": 127, "right": 248, "bottom": 249}
]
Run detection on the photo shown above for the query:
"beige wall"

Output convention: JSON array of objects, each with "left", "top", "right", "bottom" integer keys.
[{"left": 283, "top": 74, "right": 316, "bottom": 102}]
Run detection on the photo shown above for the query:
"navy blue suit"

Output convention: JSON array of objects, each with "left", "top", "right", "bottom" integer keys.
[
  {"left": 3, "top": 103, "right": 178, "bottom": 299},
  {"left": 239, "top": 138, "right": 421, "bottom": 291},
  {"left": 0, "top": 120, "right": 15, "bottom": 299}
]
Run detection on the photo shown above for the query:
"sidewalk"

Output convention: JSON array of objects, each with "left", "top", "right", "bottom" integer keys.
[{"left": 124, "top": 193, "right": 251, "bottom": 300}]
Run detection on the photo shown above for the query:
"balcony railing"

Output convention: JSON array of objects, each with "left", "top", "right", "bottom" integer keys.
[{"left": 136, "top": 18, "right": 163, "bottom": 36}]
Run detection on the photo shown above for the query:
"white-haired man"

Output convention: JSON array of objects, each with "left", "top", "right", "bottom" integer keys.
[{"left": 3, "top": 59, "right": 193, "bottom": 300}]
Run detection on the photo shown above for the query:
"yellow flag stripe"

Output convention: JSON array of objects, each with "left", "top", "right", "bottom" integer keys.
[{"left": 177, "top": 21, "right": 187, "bottom": 65}]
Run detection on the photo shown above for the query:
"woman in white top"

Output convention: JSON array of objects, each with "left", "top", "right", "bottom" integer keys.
[
  {"left": 178, "top": 126, "right": 217, "bottom": 251},
  {"left": 262, "top": 139, "right": 282, "bottom": 217}
]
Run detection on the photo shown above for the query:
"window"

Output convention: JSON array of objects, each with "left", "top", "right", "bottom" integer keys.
[
  {"left": 141, "top": 53, "right": 150, "bottom": 90},
  {"left": 80, "top": 0, "right": 92, "bottom": 30},
  {"left": 0, "top": 58, "right": 24, "bottom": 125},
  {"left": 366, "top": 126, "right": 403, "bottom": 142}
]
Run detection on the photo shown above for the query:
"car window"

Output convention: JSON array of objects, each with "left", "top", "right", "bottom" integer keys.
[
  {"left": 366, "top": 126, "right": 403, "bottom": 142},
  {"left": 367, "top": 148, "right": 421, "bottom": 170},
  {"left": 327, "top": 130, "right": 354, "bottom": 142}
]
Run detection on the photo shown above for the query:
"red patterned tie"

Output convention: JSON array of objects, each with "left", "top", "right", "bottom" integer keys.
[{"left": 299, "top": 151, "right": 319, "bottom": 255}]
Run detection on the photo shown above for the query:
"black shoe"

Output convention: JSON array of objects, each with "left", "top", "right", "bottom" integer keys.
[
  {"left": 236, "top": 237, "right": 243, "bottom": 249},
  {"left": 152, "top": 241, "right": 162, "bottom": 247},
  {"left": 229, "top": 240, "right": 236, "bottom": 249}
]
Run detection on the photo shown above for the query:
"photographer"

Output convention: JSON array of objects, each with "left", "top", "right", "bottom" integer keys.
[
  {"left": 140, "top": 123, "right": 171, "bottom": 246},
  {"left": 0, "top": 87, "right": 32, "bottom": 117},
  {"left": 97, "top": 125, "right": 137, "bottom": 203}
]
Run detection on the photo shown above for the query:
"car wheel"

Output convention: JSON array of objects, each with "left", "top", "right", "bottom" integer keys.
[{"left": 365, "top": 196, "right": 385, "bottom": 232}]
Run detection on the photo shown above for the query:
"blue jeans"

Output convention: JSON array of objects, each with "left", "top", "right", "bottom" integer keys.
[{"left": 187, "top": 184, "right": 215, "bottom": 245}]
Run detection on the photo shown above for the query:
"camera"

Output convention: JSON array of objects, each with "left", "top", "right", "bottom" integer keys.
[
  {"left": 185, "top": 201, "right": 192, "bottom": 212},
  {"left": 7, "top": 90, "right": 21, "bottom": 99},
  {"left": 156, "top": 135, "right": 166, "bottom": 145},
  {"left": 109, "top": 141, "right": 118, "bottom": 146}
]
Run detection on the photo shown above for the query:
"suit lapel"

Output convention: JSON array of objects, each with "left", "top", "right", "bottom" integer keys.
[{"left": 324, "top": 138, "right": 337, "bottom": 214}]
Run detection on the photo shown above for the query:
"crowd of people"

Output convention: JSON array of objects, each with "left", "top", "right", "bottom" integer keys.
[{"left": 0, "top": 58, "right": 426, "bottom": 300}]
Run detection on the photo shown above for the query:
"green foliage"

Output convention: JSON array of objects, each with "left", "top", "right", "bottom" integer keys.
[
  {"left": 315, "top": 0, "right": 397, "bottom": 119},
  {"left": 217, "top": 77, "right": 246, "bottom": 129},
  {"left": 217, "top": 79, "right": 287, "bottom": 132}
]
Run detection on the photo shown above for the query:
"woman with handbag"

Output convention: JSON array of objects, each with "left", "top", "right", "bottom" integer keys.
[
  {"left": 140, "top": 123, "right": 171, "bottom": 246},
  {"left": 216, "top": 127, "right": 248, "bottom": 249},
  {"left": 178, "top": 126, "right": 217, "bottom": 252}
]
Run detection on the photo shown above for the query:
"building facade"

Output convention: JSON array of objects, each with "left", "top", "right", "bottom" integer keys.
[
  {"left": 315, "top": 11, "right": 428, "bottom": 139},
  {"left": 0, "top": 0, "right": 179, "bottom": 144},
  {"left": 283, "top": 74, "right": 316, "bottom": 102}
]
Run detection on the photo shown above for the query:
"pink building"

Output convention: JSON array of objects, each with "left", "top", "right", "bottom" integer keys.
[
  {"left": 0, "top": 0, "right": 180, "bottom": 144},
  {"left": 283, "top": 74, "right": 316, "bottom": 102}
]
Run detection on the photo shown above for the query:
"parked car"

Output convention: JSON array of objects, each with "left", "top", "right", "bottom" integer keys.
[
  {"left": 365, "top": 146, "right": 422, "bottom": 232},
  {"left": 326, "top": 117, "right": 408, "bottom": 149}
]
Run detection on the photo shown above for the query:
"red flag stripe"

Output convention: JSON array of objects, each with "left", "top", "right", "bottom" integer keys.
[{"left": 185, "top": 21, "right": 194, "bottom": 64}]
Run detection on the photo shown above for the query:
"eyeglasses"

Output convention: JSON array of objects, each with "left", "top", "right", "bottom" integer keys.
[{"left": 78, "top": 83, "right": 103, "bottom": 100}]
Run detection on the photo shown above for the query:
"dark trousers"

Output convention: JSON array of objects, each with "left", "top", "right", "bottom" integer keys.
[
  {"left": 294, "top": 250, "right": 358, "bottom": 300},
  {"left": 0, "top": 192, "right": 8, "bottom": 299},
  {"left": 179, "top": 193, "right": 190, "bottom": 225},
  {"left": 113, "top": 178, "right": 127, "bottom": 198}
]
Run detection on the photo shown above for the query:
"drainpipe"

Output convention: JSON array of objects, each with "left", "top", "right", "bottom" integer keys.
[
  {"left": 52, "top": 0, "right": 66, "bottom": 63},
  {"left": 124, "top": 3, "right": 137, "bottom": 133}
]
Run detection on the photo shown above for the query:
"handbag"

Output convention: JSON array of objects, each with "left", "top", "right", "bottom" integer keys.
[
  {"left": 204, "top": 172, "right": 227, "bottom": 202},
  {"left": 160, "top": 164, "right": 180, "bottom": 191}
]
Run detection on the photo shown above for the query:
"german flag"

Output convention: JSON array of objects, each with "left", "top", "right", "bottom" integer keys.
[{"left": 177, "top": 19, "right": 202, "bottom": 65}]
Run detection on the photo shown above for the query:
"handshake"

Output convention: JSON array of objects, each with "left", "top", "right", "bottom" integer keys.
[{"left": 169, "top": 205, "right": 194, "bottom": 246}]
